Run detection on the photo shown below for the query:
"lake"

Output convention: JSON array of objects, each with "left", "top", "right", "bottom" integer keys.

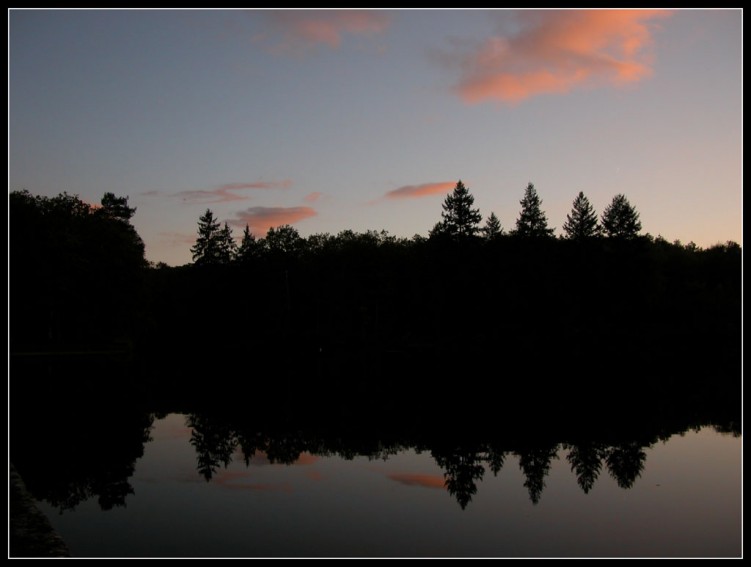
[
  {"left": 19, "top": 413, "right": 740, "bottom": 558},
  {"left": 9, "top": 354, "right": 742, "bottom": 558}
]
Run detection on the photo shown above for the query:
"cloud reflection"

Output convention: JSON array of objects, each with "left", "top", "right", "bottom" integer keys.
[{"left": 387, "top": 472, "right": 446, "bottom": 490}]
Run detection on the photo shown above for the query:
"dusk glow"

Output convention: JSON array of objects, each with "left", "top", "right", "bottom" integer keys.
[
  {"left": 8, "top": 8, "right": 741, "bottom": 265},
  {"left": 9, "top": 11, "right": 742, "bottom": 559}
]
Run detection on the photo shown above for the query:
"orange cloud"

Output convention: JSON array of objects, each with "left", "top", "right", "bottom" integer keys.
[
  {"left": 229, "top": 206, "right": 317, "bottom": 235},
  {"left": 385, "top": 181, "right": 456, "bottom": 200},
  {"left": 387, "top": 473, "right": 446, "bottom": 490},
  {"left": 450, "top": 9, "right": 672, "bottom": 104},
  {"left": 174, "top": 180, "right": 291, "bottom": 204},
  {"left": 262, "top": 10, "right": 390, "bottom": 53}
]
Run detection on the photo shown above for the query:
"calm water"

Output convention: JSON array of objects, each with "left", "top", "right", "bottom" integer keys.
[{"left": 31, "top": 414, "right": 741, "bottom": 558}]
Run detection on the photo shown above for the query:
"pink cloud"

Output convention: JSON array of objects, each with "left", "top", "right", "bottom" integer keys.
[
  {"left": 174, "top": 180, "right": 291, "bottom": 204},
  {"left": 229, "top": 206, "right": 317, "bottom": 235},
  {"left": 303, "top": 191, "right": 323, "bottom": 203},
  {"left": 387, "top": 473, "right": 446, "bottom": 490},
  {"left": 384, "top": 181, "right": 456, "bottom": 200},
  {"left": 449, "top": 9, "right": 672, "bottom": 104},
  {"left": 262, "top": 10, "right": 391, "bottom": 52}
]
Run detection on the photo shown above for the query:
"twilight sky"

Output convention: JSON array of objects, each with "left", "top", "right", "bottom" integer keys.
[{"left": 9, "top": 8, "right": 742, "bottom": 266}]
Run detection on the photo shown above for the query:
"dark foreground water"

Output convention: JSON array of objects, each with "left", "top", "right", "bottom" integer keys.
[
  {"left": 16, "top": 414, "right": 740, "bottom": 558},
  {"left": 10, "top": 354, "right": 742, "bottom": 558}
]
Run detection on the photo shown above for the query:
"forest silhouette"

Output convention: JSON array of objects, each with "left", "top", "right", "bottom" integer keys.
[
  {"left": 9, "top": 175, "right": 742, "bottom": 517},
  {"left": 8, "top": 181, "right": 742, "bottom": 558},
  {"left": 10, "top": 184, "right": 741, "bottom": 390}
]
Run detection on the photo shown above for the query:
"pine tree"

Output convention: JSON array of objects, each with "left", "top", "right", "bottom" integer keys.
[
  {"left": 99, "top": 192, "right": 136, "bottom": 222},
  {"left": 563, "top": 191, "right": 600, "bottom": 240},
  {"left": 513, "top": 182, "right": 555, "bottom": 238},
  {"left": 601, "top": 194, "right": 642, "bottom": 239},
  {"left": 482, "top": 212, "right": 503, "bottom": 239},
  {"left": 429, "top": 221, "right": 449, "bottom": 240},
  {"left": 191, "top": 209, "right": 223, "bottom": 265},
  {"left": 236, "top": 224, "right": 259, "bottom": 263},
  {"left": 438, "top": 180, "right": 482, "bottom": 239},
  {"left": 218, "top": 222, "right": 236, "bottom": 264}
]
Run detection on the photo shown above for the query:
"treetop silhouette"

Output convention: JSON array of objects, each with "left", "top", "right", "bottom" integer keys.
[
  {"left": 433, "top": 180, "right": 482, "bottom": 239},
  {"left": 601, "top": 194, "right": 642, "bottom": 239},
  {"left": 563, "top": 191, "right": 600, "bottom": 240},
  {"left": 512, "top": 182, "right": 555, "bottom": 238},
  {"left": 482, "top": 212, "right": 504, "bottom": 240},
  {"left": 191, "top": 209, "right": 235, "bottom": 266}
]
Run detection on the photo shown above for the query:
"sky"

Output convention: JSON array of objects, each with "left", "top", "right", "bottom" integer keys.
[{"left": 9, "top": 8, "right": 742, "bottom": 266}]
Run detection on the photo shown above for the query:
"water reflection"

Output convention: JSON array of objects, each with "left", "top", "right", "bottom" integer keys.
[
  {"left": 431, "top": 444, "right": 486, "bottom": 509},
  {"left": 566, "top": 441, "right": 604, "bottom": 494},
  {"left": 516, "top": 444, "right": 559, "bottom": 505},
  {"left": 187, "top": 413, "right": 236, "bottom": 482},
  {"left": 9, "top": 354, "right": 741, "bottom": 526},
  {"left": 10, "top": 357, "right": 154, "bottom": 513},
  {"left": 605, "top": 441, "right": 647, "bottom": 490},
  {"left": 160, "top": 411, "right": 736, "bottom": 510}
]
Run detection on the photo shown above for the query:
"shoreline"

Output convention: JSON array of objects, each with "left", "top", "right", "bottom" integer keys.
[{"left": 9, "top": 463, "right": 71, "bottom": 558}]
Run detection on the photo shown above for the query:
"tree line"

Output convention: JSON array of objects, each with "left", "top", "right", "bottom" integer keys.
[
  {"left": 10, "top": 190, "right": 147, "bottom": 351},
  {"left": 188, "top": 181, "right": 646, "bottom": 266},
  {"left": 9, "top": 184, "right": 741, "bottom": 388}
]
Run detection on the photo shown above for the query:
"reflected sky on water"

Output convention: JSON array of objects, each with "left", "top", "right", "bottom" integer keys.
[{"left": 35, "top": 414, "right": 741, "bottom": 558}]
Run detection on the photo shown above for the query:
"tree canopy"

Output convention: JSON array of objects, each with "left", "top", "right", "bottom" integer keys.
[
  {"left": 191, "top": 209, "right": 235, "bottom": 266},
  {"left": 601, "top": 194, "right": 642, "bottom": 239},
  {"left": 236, "top": 225, "right": 260, "bottom": 264},
  {"left": 98, "top": 192, "right": 136, "bottom": 222},
  {"left": 9, "top": 189, "right": 146, "bottom": 348},
  {"left": 482, "top": 212, "right": 504, "bottom": 240},
  {"left": 563, "top": 191, "right": 600, "bottom": 240},
  {"left": 512, "top": 183, "right": 555, "bottom": 238},
  {"left": 435, "top": 180, "right": 482, "bottom": 239}
]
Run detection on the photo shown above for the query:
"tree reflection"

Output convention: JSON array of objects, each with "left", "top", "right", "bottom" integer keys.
[
  {"left": 516, "top": 445, "right": 559, "bottom": 505},
  {"left": 566, "top": 442, "right": 607, "bottom": 494},
  {"left": 431, "top": 446, "right": 486, "bottom": 510},
  {"left": 264, "top": 433, "right": 308, "bottom": 465},
  {"left": 605, "top": 442, "right": 647, "bottom": 489},
  {"left": 10, "top": 357, "right": 154, "bottom": 513},
  {"left": 13, "top": 410, "right": 150, "bottom": 511},
  {"left": 187, "top": 413, "right": 237, "bottom": 481},
  {"left": 235, "top": 430, "right": 265, "bottom": 467},
  {"left": 10, "top": 354, "right": 738, "bottom": 516},
  {"left": 484, "top": 445, "right": 506, "bottom": 477}
]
